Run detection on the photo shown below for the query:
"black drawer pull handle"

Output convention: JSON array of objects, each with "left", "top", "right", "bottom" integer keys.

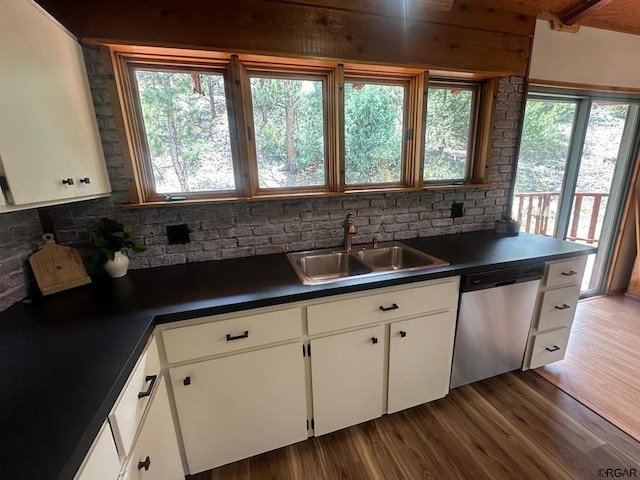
[
  {"left": 561, "top": 270, "right": 577, "bottom": 276},
  {"left": 379, "top": 303, "right": 399, "bottom": 312},
  {"left": 399, "top": 330, "right": 407, "bottom": 338},
  {"left": 79, "top": 177, "right": 91, "bottom": 184},
  {"left": 226, "top": 331, "right": 249, "bottom": 341},
  {"left": 62, "top": 178, "right": 74, "bottom": 185},
  {"left": 138, "top": 456, "right": 151, "bottom": 471},
  {"left": 137, "top": 375, "right": 157, "bottom": 399},
  {"left": 545, "top": 345, "right": 561, "bottom": 352},
  {"left": 371, "top": 337, "right": 379, "bottom": 344},
  {"left": 554, "top": 304, "right": 571, "bottom": 310},
  {"left": 183, "top": 376, "right": 191, "bottom": 386}
]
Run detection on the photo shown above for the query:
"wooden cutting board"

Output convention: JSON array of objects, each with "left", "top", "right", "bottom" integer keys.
[{"left": 29, "top": 234, "right": 91, "bottom": 296}]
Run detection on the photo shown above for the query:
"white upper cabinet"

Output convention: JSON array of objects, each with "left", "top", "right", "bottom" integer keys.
[{"left": 0, "top": 0, "right": 110, "bottom": 211}]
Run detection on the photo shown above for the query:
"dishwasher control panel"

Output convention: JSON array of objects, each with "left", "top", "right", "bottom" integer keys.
[{"left": 462, "top": 264, "right": 545, "bottom": 292}]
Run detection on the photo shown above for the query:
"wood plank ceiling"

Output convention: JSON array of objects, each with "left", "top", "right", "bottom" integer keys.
[{"left": 477, "top": 0, "right": 640, "bottom": 35}]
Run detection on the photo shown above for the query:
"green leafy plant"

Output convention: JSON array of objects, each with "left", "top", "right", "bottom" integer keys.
[
  {"left": 495, "top": 213, "right": 521, "bottom": 236},
  {"left": 89, "top": 218, "right": 147, "bottom": 263}
]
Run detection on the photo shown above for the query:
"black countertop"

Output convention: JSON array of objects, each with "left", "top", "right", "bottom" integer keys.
[{"left": 0, "top": 231, "right": 595, "bottom": 480}]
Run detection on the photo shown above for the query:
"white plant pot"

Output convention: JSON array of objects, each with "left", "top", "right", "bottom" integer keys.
[{"left": 103, "top": 251, "right": 130, "bottom": 278}]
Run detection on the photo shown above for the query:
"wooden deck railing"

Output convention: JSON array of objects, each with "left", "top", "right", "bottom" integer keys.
[{"left": 513, "top": 192, "right": 608, "bottom": 245}]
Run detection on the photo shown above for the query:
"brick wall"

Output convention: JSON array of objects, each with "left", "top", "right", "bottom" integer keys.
[
  {"left": 0, "top": 210, "right": 42, "bottom": 311},
  {"left": 47, "top": 47, "right": 524, "bottom": 271}
]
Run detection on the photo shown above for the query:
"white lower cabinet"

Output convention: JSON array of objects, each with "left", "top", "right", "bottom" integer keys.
[
  {"left": 523, "top": 257, "right": 587, "bottom": 370},
  {"left": 310, "top": 325, "right": 385, "bottom": 436},
  {"left": 75, "top": 423, "right": 120, "bottom": 480},
  {"left": 110, "top": 338, "right": 161, "bottom": 459},
  {"left": 170, "top": 342, "right": 308, "bottom": 474},
  {"left": 528, "top": 327, "right": 572, "bottom": 369},
  {"left": 120, "top": 377, "right": 183, "bottom": 480},
  {"left": 309, "top": 277, "right": 460, "bottom": 435},
  {"left": 387, "top": 310, "right": 457, "bottom": 414},
  {"left": 155, "top": 277, "right": 459, "bottom": 473}
]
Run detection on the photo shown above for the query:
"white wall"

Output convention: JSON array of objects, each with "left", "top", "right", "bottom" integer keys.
[{"left": 529, "top": 19, "right": 640, "bottom": 89}]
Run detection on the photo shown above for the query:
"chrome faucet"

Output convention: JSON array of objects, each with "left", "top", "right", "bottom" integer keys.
[{"left": 344, "top": 213, "right": 357, "bottom": 251}]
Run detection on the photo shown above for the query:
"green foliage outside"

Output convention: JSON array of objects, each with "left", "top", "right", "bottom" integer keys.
[
  {"left": 515, "top": 100, "right": 628, "bottom": 195},
  {"left": 515, "top": 101, "right": 576, "bottom": 194},
  {"left": 136, "top": 70, "right": 235, "bottom": 193},
  {"left": 513, "top": 99, "right": 630, "bottom": 244},
  {"left": 250, "top": 78, "right": 325, "bottom": 188},
  {"left": 344, "top": 83, "right": 404, "bottom": 184},
  {"left": 424, "top": 88, "right": 473, "bottom": 181},
  {"left": 136, "top": 71, "right": 480, "bottom": 192}
]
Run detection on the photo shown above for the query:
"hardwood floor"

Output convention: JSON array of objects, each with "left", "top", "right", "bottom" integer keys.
[
  {"left": 188, "top": 371, "right": 640, "bottom": 480},
  {"left": 536, "top": 294, "right": 640, "bottom": 442}
]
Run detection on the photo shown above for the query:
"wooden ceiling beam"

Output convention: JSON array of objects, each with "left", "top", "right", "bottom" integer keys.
[{"left": 561, "top": 0, "right": 615, "bottom": 25}]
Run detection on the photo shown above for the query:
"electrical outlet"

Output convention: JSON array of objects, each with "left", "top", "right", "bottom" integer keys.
[
  {"left": 167, "top": 224, "right": 190, "bottom": 245},
  {"left": 451, "top": 202, "right": 464, "bottom": 219}
]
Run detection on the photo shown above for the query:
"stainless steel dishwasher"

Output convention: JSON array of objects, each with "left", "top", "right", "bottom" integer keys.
[{"left": 450, "top": 264, "right": 545, "bottom": 389}]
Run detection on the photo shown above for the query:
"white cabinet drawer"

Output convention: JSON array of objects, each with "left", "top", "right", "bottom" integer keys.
[
  {"left": 109, "top": 337, "right": 161, "bottom": 459},
  {"left": 307, "top": 278, "right": 459, "bottom": 336},
  {"left": 529, "top": 327, "right": 571, "bottom": 369},
  {"left": 120, "top": 377, "right": 184, "bottom": 480},
  {"left": 75, "top": 423, "right": 120, "bottom": 480},
  {"left": 545, "top": 257, "right": 587, "bottom": 288},
  {"left": 163, "top": 308, "right": 302, "bottom": 364},
  {"left": 537, "top": 285, "right": 579, "bottom": 331}
]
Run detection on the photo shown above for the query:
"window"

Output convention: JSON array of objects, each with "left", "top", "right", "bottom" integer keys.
[
  {"left": 512, "top": 88, "right": 640, "bottom": 295},
  {"left": 110, "top": 48, "right": 491, "bottom": 204},
  {"left": 133, "top": 68, "right": 236, "bottom": 197},
  {"left": 248, "top": 73, "right": 328, "bottom": 190},
  {"left": 423, "top": 82, "right": 478, "bottom": 182},
  {"left": 344, "top": 79, "right": 406, "bottom": 185}
]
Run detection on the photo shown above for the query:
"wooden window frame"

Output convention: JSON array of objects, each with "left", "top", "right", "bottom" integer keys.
[
  {"left": 422, "top": 79, "right": 481, "bottom": 185},
  {"left": 105, "top": 45, "right": 497, "bottom": 206},
  {"left": 342, "top": 71, "right": 425, "bottom": 191},
  {"left": 243, "top": 66, "right": 335, "bottom": 196}
]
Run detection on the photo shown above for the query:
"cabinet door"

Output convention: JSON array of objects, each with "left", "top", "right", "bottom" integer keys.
[
  {"left": 170, "top": 342, "right": 307, "bottom": 475},
  {"left": 120, "top": 377, "right": 183, "bottom": 480},
  {"left": 0, "top": 0, "right": 109, "bottom": 206},
  {"left": 387, "top": 311, "right": 456, "bottom": 414},
  {"left": 310, "top": 325, "right": 385, "bottom": 436}
]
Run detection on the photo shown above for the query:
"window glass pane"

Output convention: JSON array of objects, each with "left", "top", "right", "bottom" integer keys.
[
  {"left": 250, "top": 77, "right": 325, "bottom": 189},
  {"left": 570, "top": 102, "right": 629, "bottom": 291},
  {"left": 512, "top": 100, "right": 577, "bottom": 237},
  {"left": 344, "top": 82, "right": 404, "bottom": 184},
  {"left": 424, "top": 87, "right": 473, "bottom": 181},
  {"left": 135, "top": 70, "right": 235, "bottom": 194}
]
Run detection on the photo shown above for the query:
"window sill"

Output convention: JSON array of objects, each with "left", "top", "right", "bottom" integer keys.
[{"left": 117, "top": 183, "right": 495, "bottom": 209}]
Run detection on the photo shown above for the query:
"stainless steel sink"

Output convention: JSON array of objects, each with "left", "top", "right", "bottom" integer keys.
[
  {"left": 287, "top": 242, "right": 448, "bottom": 285},
  {"left": 287, "top": 250, "right": 372, "bottom": 285},
  {"left": 353, "top": 243, "right": 448, "bottom": 271}
]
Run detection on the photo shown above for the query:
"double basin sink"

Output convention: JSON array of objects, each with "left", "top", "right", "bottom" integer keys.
[{"left": 287, "top": 241, "right": 449, "bottom": 285}]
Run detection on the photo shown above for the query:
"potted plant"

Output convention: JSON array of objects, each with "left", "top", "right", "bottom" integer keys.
[
  {"left": 89, "top": 217, "right": 147, "bottom": 278},
  {"left": 494, "top": 213, "right": 521, "bottom": 236}
]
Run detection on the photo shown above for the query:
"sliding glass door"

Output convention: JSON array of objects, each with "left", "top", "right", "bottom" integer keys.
[{"left": 513, "top": 88, "right": 640, "bottom": 295}]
